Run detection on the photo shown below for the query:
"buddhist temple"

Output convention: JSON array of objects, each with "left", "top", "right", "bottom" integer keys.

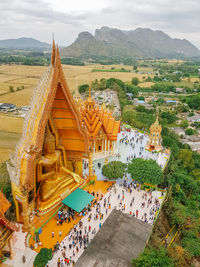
[
  {"left": 0, "top": 192, "right": 18, "bottom": 260},
  {"left": 7, "top": 40, "right": 120, "bottom": 232},
  {"left": 146, "top": 116, "right": 162, "bottom": 152},
  {"left": 79, "top": 88, "right": 120, "bottom": 160},
  {"left": 7, "top": 40, "right": 89, "bottom": 230}
]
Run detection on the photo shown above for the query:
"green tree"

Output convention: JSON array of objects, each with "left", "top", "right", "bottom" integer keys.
[
  {"left": 161, "top": 111, "right": 177, "bottom": 124},
  {"left": 185, "top": 128, "right": 195, "bottom": 135},
  {"left": 127, "top": 158, "right": 163, "bottom": 185},
  {"left": 9, "top": 85, "right": 14, "bottom": 92},
  {"left": 132, "top": 247, "right": 174, "bottom": 267},
  {"left": 132, "top": 77, "right": 139, "bottom": 86},
  {"left": 102, "top": 161, "right": 127, "bottom": 180},
  {"left": 180, "top": 120, "right": 189, "bottom": 128},
  {"left": 34, "top": 248, "right": 52, "bottom": 267},
  {"left": 78, "top": 84, "right": 89, "bottom": 94}
]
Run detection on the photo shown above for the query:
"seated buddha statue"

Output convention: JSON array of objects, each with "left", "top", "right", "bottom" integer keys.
[{"left": 36, "top": 123, "right": 84, "bottom": 205}]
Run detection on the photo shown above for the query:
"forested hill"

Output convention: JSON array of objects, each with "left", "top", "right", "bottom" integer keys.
[
  {"left": 0, "top": 37, "right": 50, "bottom": 49},
  {"left": 61, "top": 27, "right": 200, "bottom": 60}
]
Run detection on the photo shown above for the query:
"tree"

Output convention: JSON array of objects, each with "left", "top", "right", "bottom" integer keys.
[
  {"left": 9, "top": 85, "right": 14, "bottom": 92},
  {"left": 185, "top": 128, "right": 195, "bottom": 135},
  {"left": 161, "top": 111, "right": 177, "bottom": 124},
  {"left": 78, "top": 84, "right": 89, "bottom": 94},
  {"left": 102, "top": 161, "right": 127, "bottom": 180},
  {"left": 180, "top": 120, "right": 188, "bottom": 128},
  {"left": 127, "top": 158, "right": 163, "bottom": 185},
  {"left": 132, "top": 247, "right": 174, "bottom": 267},
  {"left": 34, "top": 248, "right": 52, "bottom": 267},
  {"left": 132, "top": 77, "right": 139, "bottom": 86}
]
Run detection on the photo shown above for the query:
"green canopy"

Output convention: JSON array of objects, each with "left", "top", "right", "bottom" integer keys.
[{"left": 62, "top": 188, "right": 94, "bottom": 213}]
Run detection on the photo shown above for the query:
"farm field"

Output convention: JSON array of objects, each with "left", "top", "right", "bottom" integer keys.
[
  {"left": 0, "top": 63, "right": 154, "bottom": 163},
  {"left": 0, "top": 113, "right": 23, "bottom": 162},
  {"left": 0, "top": 64, "right": 154, "bottom": 107}
]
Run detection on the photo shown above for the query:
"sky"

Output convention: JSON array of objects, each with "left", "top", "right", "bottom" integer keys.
[{"left": 0, "top": 0, "right": 200, "bottom": 49}]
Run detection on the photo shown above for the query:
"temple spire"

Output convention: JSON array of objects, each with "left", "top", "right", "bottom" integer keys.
[
  {"left": 56, "top": 45, "right": 61, "bottom": 67},
  {"left": 51, "top": 35, "right": 56, "bottom": 66}
]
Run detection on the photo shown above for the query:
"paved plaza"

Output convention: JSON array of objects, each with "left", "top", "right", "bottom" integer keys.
[
  {"left": 83, "top": 129, "right": 170, "bottom": 181},
  {"left": 48, "top": 183, "right": 165, "bottom": 266}
]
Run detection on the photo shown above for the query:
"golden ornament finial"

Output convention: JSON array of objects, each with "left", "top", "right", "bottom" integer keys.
[{"left": 51, "top": 35, "right": 56, "bottom": 66}]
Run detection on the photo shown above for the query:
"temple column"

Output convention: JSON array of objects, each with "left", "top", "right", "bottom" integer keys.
[
  {"left": 105, "top": 139, "right": 107, "bottom": 156},
  {"left": 108, "top": 140, "right": 110, "bottom": 155},
  {"left": 8, "top": 237, "right": 14, "bottom": 259},
  {"left": 93, "top": 141, "right": 96, "bottom": 157},
  {"left": 102, "top": 139, "right": 104, "bottom": 152},
  {"left": 21, "top": 195, "right": 30, "bottom": 232},
  {"left": 89, "top": 147, "right": 93, "bottom": 180}
]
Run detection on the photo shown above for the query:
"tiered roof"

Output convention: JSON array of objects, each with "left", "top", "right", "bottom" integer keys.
[
  {"left": 80, "top": 93, "right": 120, "bottom": 142},
  {"left": 150, "top": 116, "right": 162, "bottom": 133}
]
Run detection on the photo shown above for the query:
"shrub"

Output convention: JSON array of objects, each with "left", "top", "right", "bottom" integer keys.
[{"left": 33, "top": 248, "right": 52, "bottom": 267}]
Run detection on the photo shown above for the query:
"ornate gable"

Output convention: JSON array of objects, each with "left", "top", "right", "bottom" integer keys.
[{"left": 8, "top": 42, "right": 88, "bottom": 190}]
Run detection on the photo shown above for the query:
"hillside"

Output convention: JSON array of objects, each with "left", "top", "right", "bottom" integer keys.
[
  {"left": 61, "top": 27, "right": 200, "bottom": 59},
  {"left": 0, "top": 37, "right": 50, "bottom": 49}
]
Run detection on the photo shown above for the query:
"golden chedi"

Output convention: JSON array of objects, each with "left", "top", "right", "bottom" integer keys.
[{"left": 146, "top": 116, "right": 162, "bottom": 152}]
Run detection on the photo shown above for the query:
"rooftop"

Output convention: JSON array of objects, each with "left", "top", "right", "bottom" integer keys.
[{"left": 75, "top": 209, "right": 152, "bottom": 267}]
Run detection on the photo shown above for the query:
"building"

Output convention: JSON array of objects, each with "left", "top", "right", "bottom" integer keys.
[
  {"left": 176, "top": 87, "right": 185, "bottom": 93},
  {"left": 187, "top": 114, "right": 200, "bottom": 123},
  {"left": 0, "top": 192, "right": 19, "bottom": 260},
  {"left": 7, "top": 41, "right": 120, "bottom": 231},
  {"left": 0, "top": 103, "right": 16, "bottom": 112},
  {"left": 79, "top": 89, "right": 120, "bottom": 161},
  {"left": 146, "top": 116, "right": 162, "bottom": 152}
]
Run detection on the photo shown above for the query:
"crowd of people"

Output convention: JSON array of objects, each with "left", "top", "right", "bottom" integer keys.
[{"left": 48, "top": 181, "right": 165, "bottom": 267}]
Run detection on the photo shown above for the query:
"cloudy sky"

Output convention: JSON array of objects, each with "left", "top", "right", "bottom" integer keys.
[{"left": 0, "top": 0, "right": 200, "bottom": 49}]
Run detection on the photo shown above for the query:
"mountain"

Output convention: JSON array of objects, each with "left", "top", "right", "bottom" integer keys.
[
  {"left": 61, "top": 27, "right": 200, "bottom": 59},
  {"left": 0, "top": 37, "right": 50, "bottom": 49}
]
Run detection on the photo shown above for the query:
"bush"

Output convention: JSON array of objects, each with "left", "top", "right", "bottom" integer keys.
[
  {"left": 102, "top": 161, "right": 127, "bottom": 180},
  {"left": 33, "top": 248, "right": 52, "bottom": 267}
]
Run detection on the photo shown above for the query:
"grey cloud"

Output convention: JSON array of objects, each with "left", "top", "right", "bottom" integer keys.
[
  {"left": 0, "top": 0, "right": 199, "bottom": 48},
  {"left": 0, "top": 0, "right": 86, "bottom": 25}
]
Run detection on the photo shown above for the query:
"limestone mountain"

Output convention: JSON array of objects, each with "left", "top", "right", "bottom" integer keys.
[
  {"left": 0, "top": 37, "right": 50, "bottom": 49},
  {"left": 61, "top": 27, "right": 200, "bottom": 59}
]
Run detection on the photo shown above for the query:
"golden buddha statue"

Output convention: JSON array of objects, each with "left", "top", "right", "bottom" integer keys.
[{"left": 36, "top": 123, "right": 84, "bottom": 213}]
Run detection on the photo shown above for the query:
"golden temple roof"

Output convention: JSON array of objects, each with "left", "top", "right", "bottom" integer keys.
[
  {"left": 80, "top": 96, "right": 120, "bottom": 142},
  {"left": 0, "top": 192, "right": 11, "bottom": 214}
]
